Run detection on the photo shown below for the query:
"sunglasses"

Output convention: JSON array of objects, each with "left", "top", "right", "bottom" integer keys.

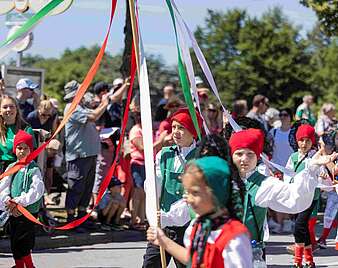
[
  {"left": 40, "top": 113, "right": 51, "bottom": 118},
  {"left": 208, "top": 109, "right": 217, "bottom": 112}
]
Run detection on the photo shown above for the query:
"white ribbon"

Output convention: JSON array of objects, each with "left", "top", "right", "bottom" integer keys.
[
  {"left": 174, "top": 10, "right": 210, "bottom": 135},
  {"left": 170, "top": 0, "right": 240, "bottom": 132},
  {"left": 170, "top": 0, "right": 298, "bottom": 177},
  {"left": 0, "top": 31, "right": 32, "bottom": 60},
  {"left": 137, "top": 4, "right": 158, "bottom": 227}
]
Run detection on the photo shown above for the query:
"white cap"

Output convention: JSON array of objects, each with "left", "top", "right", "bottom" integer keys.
[
  {"left": 113, "top": 78, "right": 124, "bottom": 87},
  {"left": 195, "top": 76, "right": 203, "bottom": 85},
  {"left": 16, "top": 78, "right": 39, "bottom": 91}
]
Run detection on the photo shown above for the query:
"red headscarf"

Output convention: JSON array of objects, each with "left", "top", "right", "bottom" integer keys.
[
  {"left": 296, "top": 124, "right": 315, "bottom": 145},
  {"left": 229, "top": 128, "right": 264, "bottom": 159},
  {"left": 170, "top": 108, "right": 203, "bottom": 139},
  {"left": 13, "top": 130, "right": 33, "bottom": 153}
]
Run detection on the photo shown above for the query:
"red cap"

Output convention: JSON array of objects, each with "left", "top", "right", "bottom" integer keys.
[
  {"left": 13, "top": 130, "right": 33, "bottom": 153},
  {"left": 170, "top": 108, "right": 203, "bottom": 139},
  {"left": 296, "top": 124, "right": 315, "bottom": 145},
  {"left": 229, "top": 128, "right": 264, "bottom": 158}
]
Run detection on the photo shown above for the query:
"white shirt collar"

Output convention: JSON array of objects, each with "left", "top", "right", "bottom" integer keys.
[{"left": 178, "top": 140, "right": 196, "bottom": 157}]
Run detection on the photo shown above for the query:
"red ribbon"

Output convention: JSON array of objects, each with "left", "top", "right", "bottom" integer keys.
[
  {"left": 0, "top": 0, "right": 117, "bottom": 180},
  {"left": 17, "top": 44, "right": 136, "bottom": 230},
  {"left": 2, "top": 0, "right": 137, "bottom": 230}
]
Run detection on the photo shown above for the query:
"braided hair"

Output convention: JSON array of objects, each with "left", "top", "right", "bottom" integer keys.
[{"left": 196, "top": 134, "right": 245, "bottom": 220}]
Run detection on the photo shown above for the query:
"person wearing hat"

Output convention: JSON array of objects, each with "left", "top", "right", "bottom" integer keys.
[
  {"left": 147, "top": 156, "right": 252, "bottom": 268},
  {"left": 16, "top": 78, "right": 40, "bottom": 121},
  {"left": 97, "top": 176, "right": 126, "bottom": 231},
  {"left": 284, "top": 124, "right": 320, "bottom": 267},
  {"left": 93, "top": 77, "right": 130, "bottom": 128},
  {"left": 143, "top": 107, "right": 203, "bottom": 268},
  {"left": 63, "top": 80, "right": 109, "bottom": 227},
  {"left": 0, "top": 130, "right": 44, "bottom": 268},
  {"left": 228, "top": 128, "right": 337, "bottom": 266}
]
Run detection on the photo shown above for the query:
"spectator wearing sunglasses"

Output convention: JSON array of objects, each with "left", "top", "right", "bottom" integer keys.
[
  {"left": 158, "top": 96, "right": 185, "bottom": 135},
  {"left": 205, "top": 103, "right": 222, "bottom": 134},
  {"left": 26, "top": 100, "right": 57, "bottom": 133}
]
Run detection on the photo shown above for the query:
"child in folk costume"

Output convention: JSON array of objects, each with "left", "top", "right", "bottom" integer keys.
[
  {"left": 228, "top": 128, "right": 337, "bottom": 265},
  {"left": 285, "top": 124, "right": 319, "bottom": 267},
  {"left": 143, "top": 108, "right": 203, "bottom": 268},
  {"left": 0, "top": 130, "right": 44, "bottom": 268},
  {"left": 147, "top": 156, "right": 252, "bottom": 268},
  {"left": 317, "top": 130, "right": 338, "bottom": 249}
]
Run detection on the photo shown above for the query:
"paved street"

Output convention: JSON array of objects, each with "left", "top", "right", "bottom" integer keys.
[{"left": 0, "top": 234, "right": 337, "bottom": 268}]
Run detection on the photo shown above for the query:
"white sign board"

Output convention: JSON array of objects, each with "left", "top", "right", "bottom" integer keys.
[{"left": 1, "top": 65, "right": 44, "bottom": 97}]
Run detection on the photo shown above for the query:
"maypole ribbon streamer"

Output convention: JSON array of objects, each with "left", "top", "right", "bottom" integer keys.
[
  {"left": 134, "top": 0, "right": 158, "bottom": 228},
  {"left": 0, "top": 0, "right": 64, "bottom": 50},
  {"left": 165, "top": 0, "right": 201, "bottom": 140},
  {"left": 174, "top": 8, "right": 210, "bottom": 135},
  {"left": 170, "top": 0, "right": 240, "bottom": 133},
  {"left": 170, "top": 0, "right": 297, "bottom": 177},
  {"left": 6, "top": 0, "right": 124, "bottom": 229},
  {"left": 0, "top": 0, "right": 117, "bottom": 181},
  {"left": 18, "top": 50, "right": 136, "bottom": 229}
]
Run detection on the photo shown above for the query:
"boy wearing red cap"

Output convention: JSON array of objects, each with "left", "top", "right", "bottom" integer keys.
[
  {"left": 228, "top": 128, "right": 337, "bottom": 267},
  {"left": 285, "top": 124, "right": 319, "bottom": 267},
  {"left": 143, "top": 108, "right": 203, "bottom": 268},
  {"left": 0, "top": 130, "right": 44, "bottom": 268}
]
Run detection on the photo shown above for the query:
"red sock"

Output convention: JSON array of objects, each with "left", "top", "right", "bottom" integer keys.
[
  {"left": 304, "top": 246, "right": 314, "bottom": 265},
  {"left": 294, "top": 245, "right": 304, "bottom": 266},
  {"left": 308, "top": 217, "right": 317, "bottom": 246},
  {"left": 14, "top": 259, "right": 25, "bottom": 268},
  {"left": 332, "top": 219, "right": 338, "bottom": 229},
  {"left": 22, "top": 254, "right": 34, "bottom": 268},
  {"left": 319, "top": 227, "right": 331, "bottom": 241}
]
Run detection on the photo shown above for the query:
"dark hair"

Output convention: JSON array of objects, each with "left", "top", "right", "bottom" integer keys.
[
  {"left": 196, "top": 134, "right": 245, "bottom": 219},
  {"left": 93, "top": 81, "right": 109, "bottom": 95},
  {"left": 279, "top": 108, "right": 293, "bottom": 119},
  {"left": 252, "top": 94, "right": 267, "bottom": 107}
]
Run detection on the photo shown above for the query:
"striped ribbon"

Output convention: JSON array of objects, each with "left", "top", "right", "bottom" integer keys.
[
  {"left": 169, "top": 0, "right": 297, "bottom": 177},
  {"left": 2, "top": 0, "right": 127, "bottom": 230},
  {"left": 165, "top": 0, "right": 201, "bottom": 140},
  {"left": 0, "top": 0, "right": 117, "bottom": 180},
  {"left": 0, "top": 0, "right": 64, "bottom": 50}
]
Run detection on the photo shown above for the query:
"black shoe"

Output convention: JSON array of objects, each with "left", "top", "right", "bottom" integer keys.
[{"left": 303, "top": 263, "right": 316, "bottom": 268}]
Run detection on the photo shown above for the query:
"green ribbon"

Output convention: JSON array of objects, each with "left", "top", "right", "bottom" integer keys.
[
  {"left": 165, "top": 0, "right": 201, "bottom": 140},
  {"left": 0, "top": 0, "right": 64, "bottom": 48}
]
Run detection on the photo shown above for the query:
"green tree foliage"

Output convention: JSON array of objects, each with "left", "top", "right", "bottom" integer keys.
[
  {"left": 19, "top": 46, "right": 176, "bottom": 109},
  {"left": 308, "top": 38, "right": 338, "bottom": 105},
  {"left": 300, "top": 0, "right": 338, "bottom": 36},
  {"left": 193, "top": 8, "right": 316, "bottom": 109}
]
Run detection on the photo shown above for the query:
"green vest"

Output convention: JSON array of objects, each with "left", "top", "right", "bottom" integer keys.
[
  {"left": 290, "top": 152, "right": 320, "bottom": 200},
  {"left": 159, "top": 145, "right": 196, "bottom": 212},
  {"left": 10, "top": 161, "right": 42, "bottom": 214},
  {"left": 243, "top": 171, "right": 267, "bottom": 243}
]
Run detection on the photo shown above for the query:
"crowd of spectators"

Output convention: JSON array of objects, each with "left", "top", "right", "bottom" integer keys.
[{"left": 0, "top": 75, "right": 337, "bottom": 239}]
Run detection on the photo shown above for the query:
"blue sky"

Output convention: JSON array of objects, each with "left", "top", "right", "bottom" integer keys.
[{"left": 0, "top": 0, "right": 317, "bottom": 66}]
